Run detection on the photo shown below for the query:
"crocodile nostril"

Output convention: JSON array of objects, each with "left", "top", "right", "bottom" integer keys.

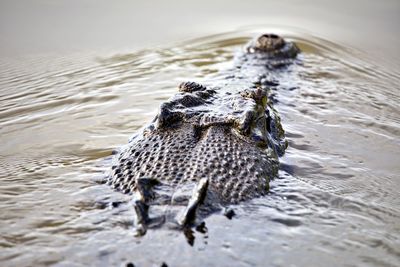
[
  {"left": 255, "top": 33, "right": 285, "bottom": 51},
  {"left": 264, "top": 33, "right": 279, "bottom": 39}
]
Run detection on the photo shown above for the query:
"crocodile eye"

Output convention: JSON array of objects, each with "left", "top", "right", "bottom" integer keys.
[
  {"left": 240, "top": 88, "right": 267, "bottom": 105},
  {"left": 156, "top": 103, "right": 183, "bottom": 128},
  {"left": 178, "top": 81, "right": 207, "bottom": 93}
]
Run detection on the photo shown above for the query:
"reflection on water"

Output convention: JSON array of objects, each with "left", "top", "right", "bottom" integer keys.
[{"left": 0, "top": 28, "right": 400, "bottom": 267}]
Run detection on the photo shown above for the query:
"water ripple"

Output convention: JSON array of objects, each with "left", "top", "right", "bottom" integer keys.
[{"left": 0, "top": 29, "right": 399, "bottom": 266}]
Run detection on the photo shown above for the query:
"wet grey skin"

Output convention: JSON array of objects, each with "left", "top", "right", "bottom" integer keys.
[{"left": 106, "top": 34, "right": 300, "bottom": 235}]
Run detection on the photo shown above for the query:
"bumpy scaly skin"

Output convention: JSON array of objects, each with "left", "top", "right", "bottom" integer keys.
[
  {"left": 106, "top": 34, "right": 299, "bottom": 220},
  {"left": 110, "top": 123, "right": 278, "bottom": 203}
]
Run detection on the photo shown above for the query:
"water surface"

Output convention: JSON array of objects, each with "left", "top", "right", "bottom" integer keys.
[{"left": 0, "top": 1, "right": 400, "bottom": 267}]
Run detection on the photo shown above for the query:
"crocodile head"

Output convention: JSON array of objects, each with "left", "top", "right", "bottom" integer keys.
[
  {"left": 154, "top": 81, "right": 286, "bottom": 157},
  {"left": 153, "top": 32, "right": 297, "bottom": 154}
]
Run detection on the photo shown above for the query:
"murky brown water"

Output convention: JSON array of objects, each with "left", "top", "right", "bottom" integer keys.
[{"left": 1, "top": 1, "right": 400, "bottom": 267}]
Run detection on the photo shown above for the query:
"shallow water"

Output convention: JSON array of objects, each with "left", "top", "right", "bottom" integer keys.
[{"left": 1, "top": 2, "right": 400, "bottom": 267}]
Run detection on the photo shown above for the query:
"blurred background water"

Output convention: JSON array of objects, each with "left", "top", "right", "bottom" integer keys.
[{"left": 0, "top": 1, "right": 399, "bottom": 267}]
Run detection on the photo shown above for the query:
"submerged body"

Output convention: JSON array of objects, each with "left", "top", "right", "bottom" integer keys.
[{"left": 106, "top": 34, "right": 299, "bottom": 231}]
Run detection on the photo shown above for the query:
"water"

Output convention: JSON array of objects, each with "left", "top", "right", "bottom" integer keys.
[{"left": 1, "top": 2, "right": 400, "bottom": 267}]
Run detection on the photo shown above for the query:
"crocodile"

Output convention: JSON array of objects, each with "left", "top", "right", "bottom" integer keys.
[{"left": 106, "top": 34, "right": 299, "bottom": 234}]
